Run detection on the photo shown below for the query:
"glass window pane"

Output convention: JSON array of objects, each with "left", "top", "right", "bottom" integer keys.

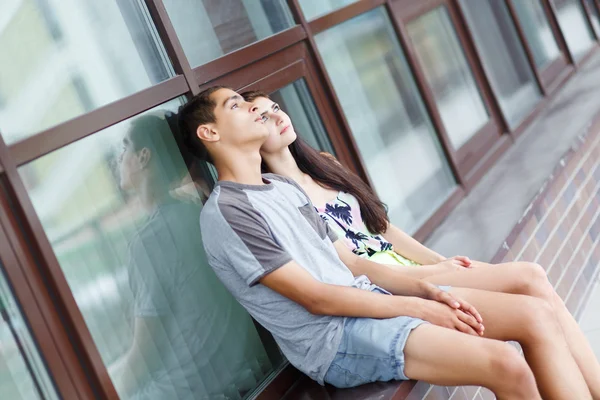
[
  {"left": 584, "top": 0, "right": 600, "bottom": 37},
  {"left": 512, "top": 0, "right": 561, "bottom": 69},
  {"left": 459, "top": 0, "right": 541, "bottom": 129},
  {"left": 407, "top": 6, "right": 489, "bottom": 150},
  {"left": 269, "top": 79, "right": 336, "bottom": 154},
  {"left": 19, "top": 100, "right": 283, "bottom": 399},
  {"left": 553, "top": 0, "right": 596, "bottom": 60},
  {"left": 0, "top": 266, "right": 58, "bottom": 400},
  {"left": 0, "top": 0, "right": 174, "bottom": 144},
  {"left": 164, "top": 0, "right": 295, "bottom": 68},
  {"left": 298, "top": 0, "right": 359, "bottom": 21},
  {"left": 315, "top": 8, "right": 457, "bottom": 234}
]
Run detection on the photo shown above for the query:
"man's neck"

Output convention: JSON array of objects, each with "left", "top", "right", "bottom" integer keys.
[
  {"left": 263, "top": 148, "right": 309, "bottom": 185},
  {"left": 137, "top": 175, "right": 171, "bottom": 212},
  {"left": 215, "top": 149, "right": 264, "bottom": 185}
]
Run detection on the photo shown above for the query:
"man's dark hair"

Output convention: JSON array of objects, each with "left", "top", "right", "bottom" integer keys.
[{"left": 177, "top": 85, "right": 231, "bottom": 164}]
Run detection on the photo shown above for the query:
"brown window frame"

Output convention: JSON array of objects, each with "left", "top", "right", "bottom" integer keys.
[
  {"left": 308, "top": 0, "right": 386, "bottom": 34},
  {"left": 453, "top": 0, "right": 581, "bottom": 146},
  {"left": 388, "top": 0, "right": 509, "bottom": 190},
  {"left": 0, "top": 134, "right": 107, "bottom": 399},
  {"left": 547, "top": 0, "right": 600, "bottom": 66},
  {"left": 582, "top": 0, "right": 600, "bottom": 38},
  {"left": 506, "top": 0, "right": 573, "bottom": 93},
  {"left": 1, "top": 0, "right": 599, "bottom": 398}
]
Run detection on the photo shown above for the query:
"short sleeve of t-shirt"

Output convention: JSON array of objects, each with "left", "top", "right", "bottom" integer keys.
[
  {"left": 322, "top": 214, "right": 339, "bottom": 243},
  {"left": 201, "top": 190, "right": 293, "bottom": 287}
]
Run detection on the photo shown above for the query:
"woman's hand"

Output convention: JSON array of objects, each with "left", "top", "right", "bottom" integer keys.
[
  {"left": 434, "top": 256, "right": 472, "bottom": 273},
  {"left": 447, "top": 255, "right": 472, "bottom": 267}
]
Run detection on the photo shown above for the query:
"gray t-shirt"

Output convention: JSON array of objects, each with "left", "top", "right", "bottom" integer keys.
[{"left": 200, "top": 174, "right": 362, "bottom": 384}]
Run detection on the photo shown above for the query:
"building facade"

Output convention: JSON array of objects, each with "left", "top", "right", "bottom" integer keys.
[{"left": 1, "top": 0, "right": 600, "bottom": 398}]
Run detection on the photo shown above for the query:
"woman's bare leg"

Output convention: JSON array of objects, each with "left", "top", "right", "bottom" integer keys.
[
  {"left": 547, "top": 289, "right": 600, "bottom": 399},
  {"left": 449, "top": 287, "right": 591, "bottom": 400},
  {"left": 425, "top": 262, "right": 600, "bottom": 398},
  {"left": 403, "top": 324, "right": 541, "bottom": 400}
]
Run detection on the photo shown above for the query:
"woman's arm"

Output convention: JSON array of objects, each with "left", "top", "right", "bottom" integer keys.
[
  {"left": 382, "top": 223, "right": 445, "bottom": 265},
  {"left": 335, "top": 241, "right": 465, "bottom": 279}
]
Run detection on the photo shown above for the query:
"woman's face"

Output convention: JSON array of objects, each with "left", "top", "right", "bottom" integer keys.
[{"left": 251, "top": 97, "right": 297, "bottom": 154}]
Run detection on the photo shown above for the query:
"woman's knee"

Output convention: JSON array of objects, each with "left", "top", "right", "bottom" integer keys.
[
  {"left": 519, "top": 297, "right": 562, "bottom": 340},
  {"left": 511, "top": 262, "right": 553, "bottom": 300}
]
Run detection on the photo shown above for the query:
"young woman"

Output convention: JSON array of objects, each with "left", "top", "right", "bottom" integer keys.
[{"left": 242, "top": 90, "right": 600, "bottom": 398}]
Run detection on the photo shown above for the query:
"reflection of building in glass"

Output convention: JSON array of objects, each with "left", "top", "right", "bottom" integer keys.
[
  {"left": 0, "top": 0, "right": 171, "bottom": 144},
  {"left": 408, "top": 7, "right": 489, "bottom": 149}
]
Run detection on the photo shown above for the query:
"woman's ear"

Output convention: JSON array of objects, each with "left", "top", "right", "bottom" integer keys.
[{"left": 196, "top": 124, "right": 219, "bottom": 143}]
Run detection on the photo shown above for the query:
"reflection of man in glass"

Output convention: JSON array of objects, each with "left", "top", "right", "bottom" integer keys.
[{"left": 110, "top": 112, "right": 271, "bottom": 399}]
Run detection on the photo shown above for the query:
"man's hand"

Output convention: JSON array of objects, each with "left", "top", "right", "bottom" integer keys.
[
  {"left": 418, "top": 298, "right": 485, "bottom": 336},
  {"left": 419, "top": 283, "right": 484, "bottom": 334}
]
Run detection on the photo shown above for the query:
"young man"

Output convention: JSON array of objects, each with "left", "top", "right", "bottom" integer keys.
[{"left": 177, "top": 86, "right": 593, "bottom": 400}]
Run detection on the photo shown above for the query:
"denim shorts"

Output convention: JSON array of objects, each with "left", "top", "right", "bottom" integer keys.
[{"left": 323, "top": 285, "right": 451, "bottom": 388}]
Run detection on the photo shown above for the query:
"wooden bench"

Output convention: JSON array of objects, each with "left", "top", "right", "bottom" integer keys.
[{"left": 279, "top": 369, "right": 495, "bottom": 400}]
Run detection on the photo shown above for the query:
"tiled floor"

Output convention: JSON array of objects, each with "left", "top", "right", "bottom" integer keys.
[{"left": 493, "top": 123, "right": 600, "bottom": 320}]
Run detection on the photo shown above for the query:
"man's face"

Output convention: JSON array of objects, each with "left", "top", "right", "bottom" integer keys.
[
  {"left": 251, "top": 96, "right": 297, "bottom": 155},
  {"left": 209, "top": 88, "right": 269, "bottom": 147},
  {"left": 118, "top": 135, "right": 143, "bottom": 191}
]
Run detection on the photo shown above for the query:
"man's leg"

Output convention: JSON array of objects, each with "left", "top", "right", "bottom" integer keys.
[
  {"left": 449, "top": 287, "right": 591, "bottom": 400},
  {"left": 403, "top": 324, "right": 540, "bottom": 400},
  {"left": 425, "top": 262, "right": 600, "bottom": 398}
]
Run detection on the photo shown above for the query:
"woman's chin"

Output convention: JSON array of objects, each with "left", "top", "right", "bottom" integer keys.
[{"left": 282, "top": 131, "right": 297, "bottom": 145}]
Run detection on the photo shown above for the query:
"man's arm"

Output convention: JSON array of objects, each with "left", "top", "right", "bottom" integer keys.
[
  {"left": 333, "top": 241, "right": 481, "bottom": 322},
  {"left": 259, "top": 260, "right": 483, "bottom": 335}
]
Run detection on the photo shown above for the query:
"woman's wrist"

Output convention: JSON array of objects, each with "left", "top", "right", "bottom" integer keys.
[
  {"left": 417, "top": 281, "right": 439, "bottom": 299},
  {"left": 433, "top": 254, "right": 446, "bottom": 264}
]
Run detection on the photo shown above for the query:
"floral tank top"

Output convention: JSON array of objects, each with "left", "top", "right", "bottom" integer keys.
[{"left": 315, "top": 192, "right": 419, "bottom": 266}]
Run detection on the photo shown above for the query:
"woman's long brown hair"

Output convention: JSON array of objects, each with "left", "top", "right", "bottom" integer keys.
[{"left": 242, "top": 90, "right": 390, "bottom": 234}]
